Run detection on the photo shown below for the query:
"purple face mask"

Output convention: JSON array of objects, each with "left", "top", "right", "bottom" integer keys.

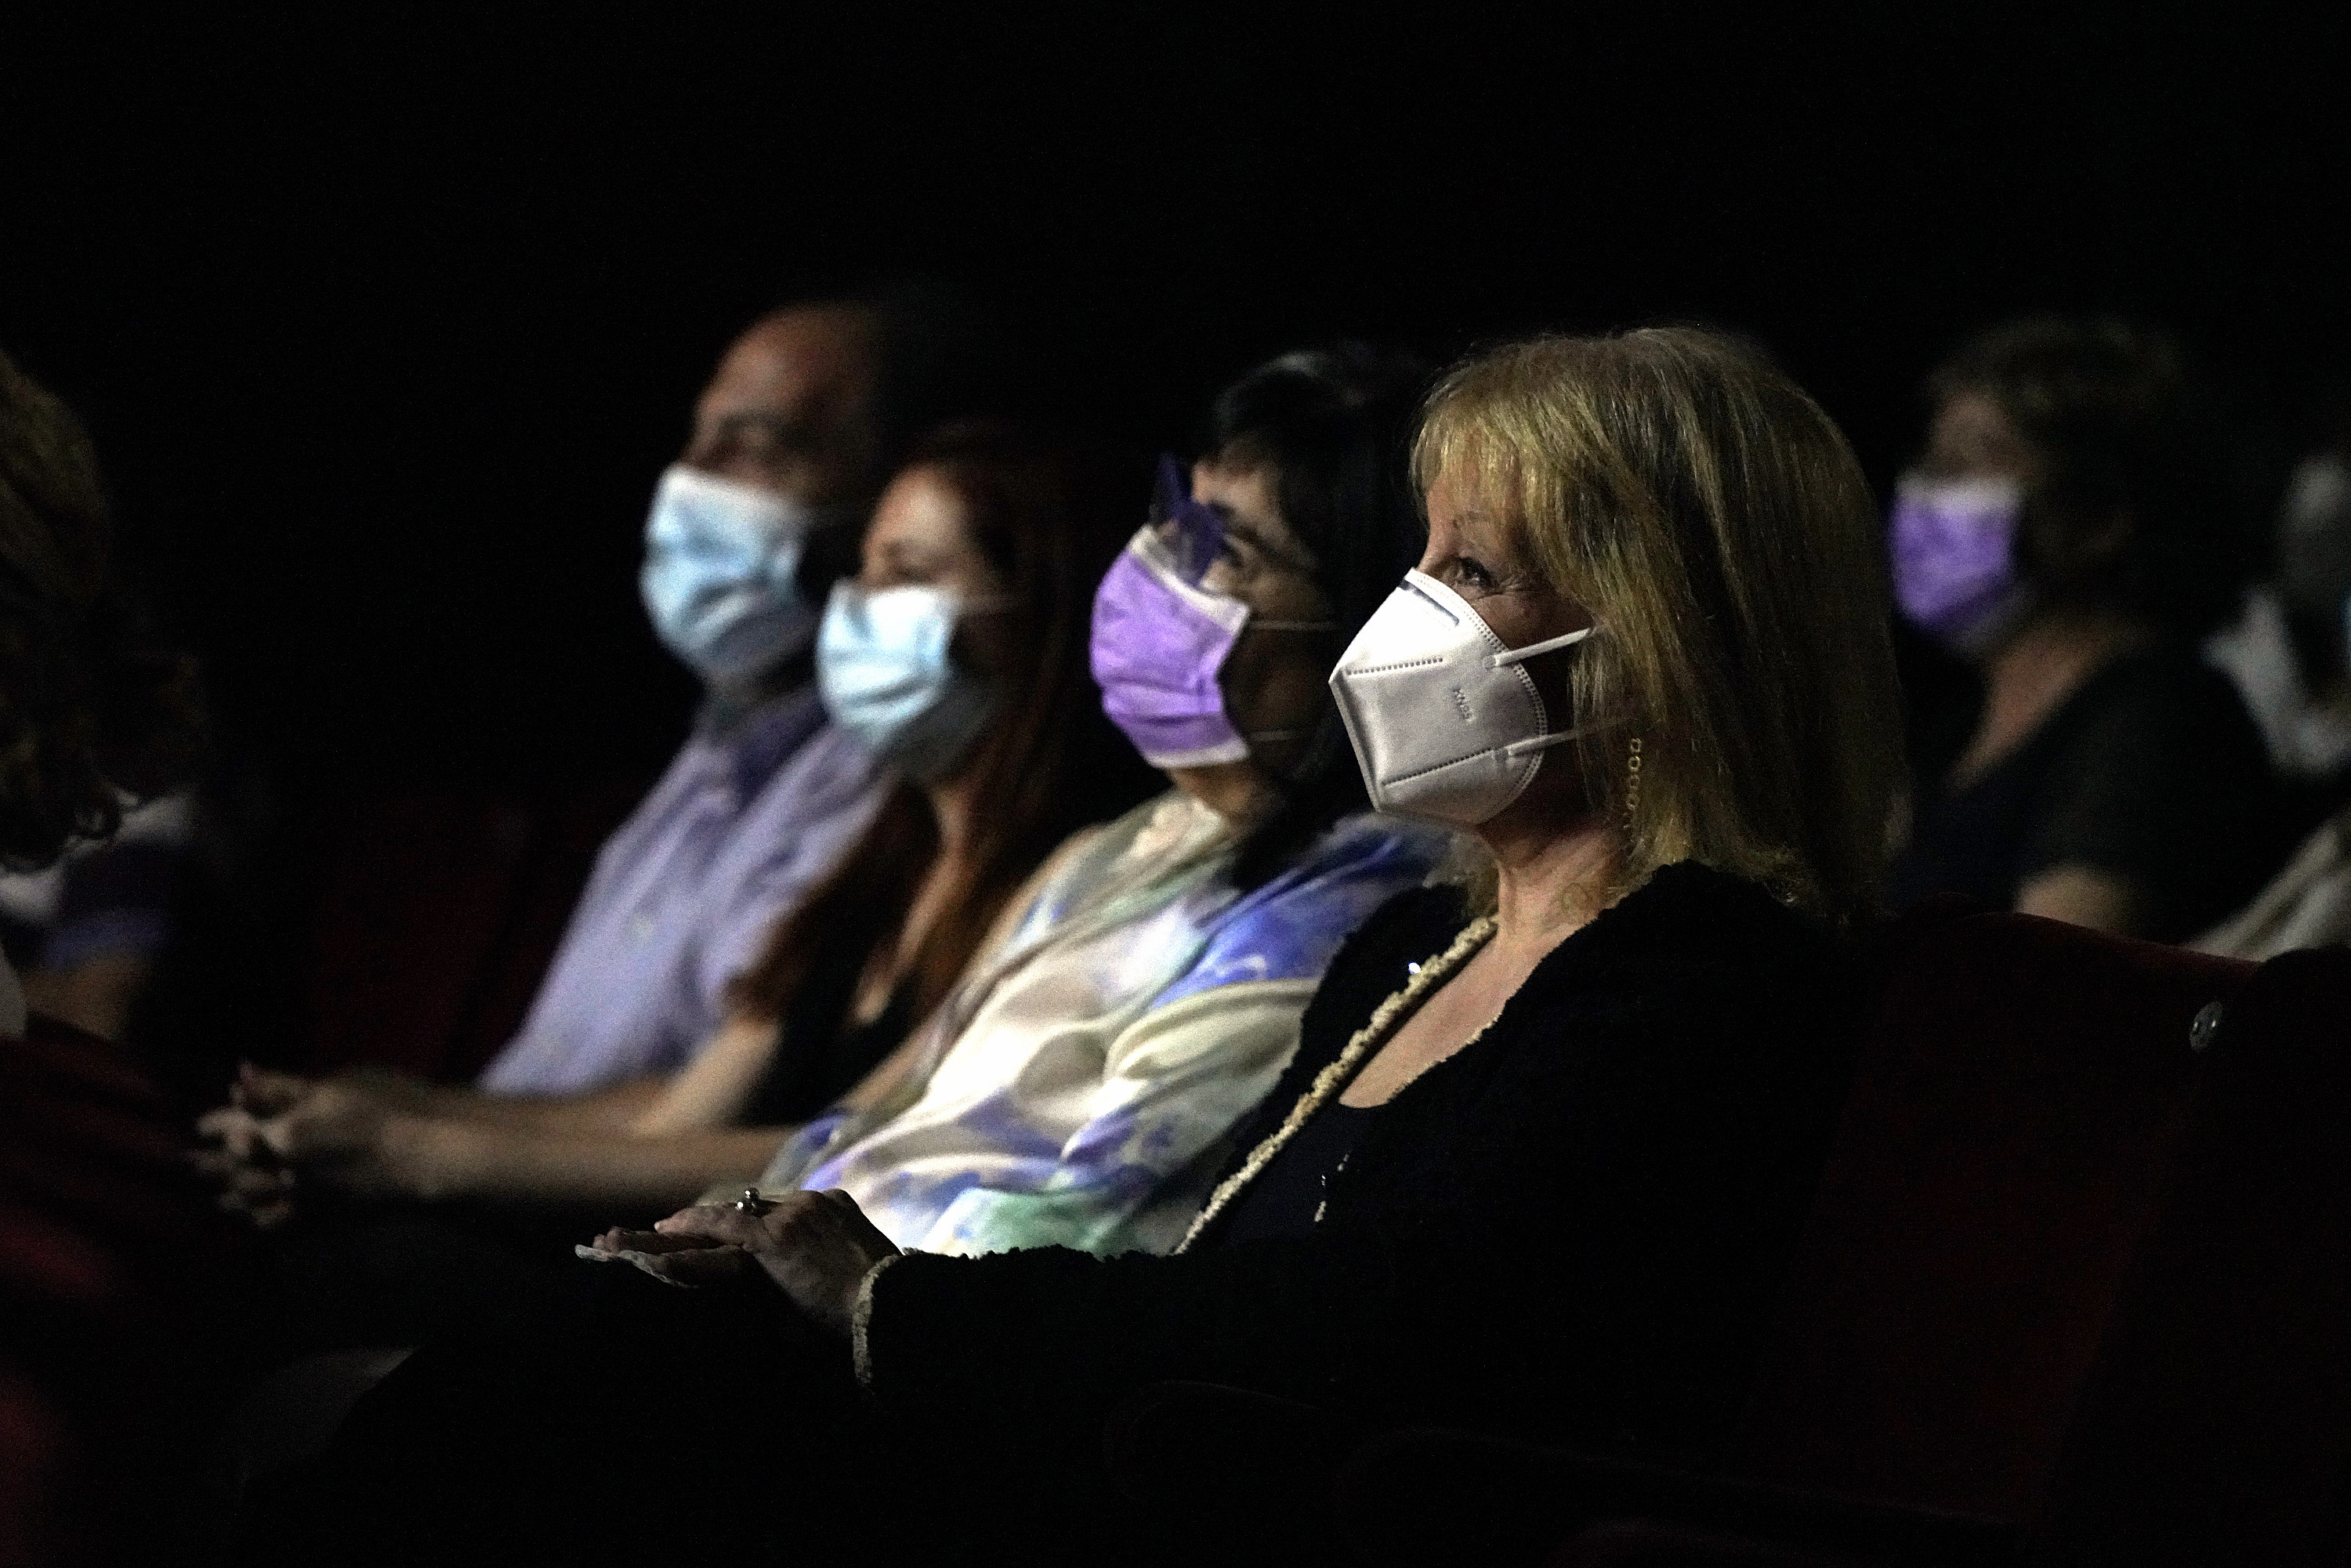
[
  {"left": 1092, "top": 459, "right": 1256, "bottom": 768},
  {"left": 1889, "top": 473, "right": 2027, "bottom": 650}
]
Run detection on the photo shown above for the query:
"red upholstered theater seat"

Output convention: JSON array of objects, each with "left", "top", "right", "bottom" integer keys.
[
  {"left": 1111, "top": 911, "right": 2351, "bottom": 1564},
  {"left": 1543, "top": 927, "right": 2351, "bottom": 1563},
  {"left": 296, "top": 773, "right": 647, "bottom": 1083},
  {"left": 297, "top": 787, "right": 539, "bottom": 1081},
  {"left": 0, "top": 1014, "right": 246, "bottom": 1564},
  {"left": 1735, "top": 910, "right": 2253, "bottom": 1521},
  {"left": 2026, "top": 945, "right": 2351, "bottom": 1563}
]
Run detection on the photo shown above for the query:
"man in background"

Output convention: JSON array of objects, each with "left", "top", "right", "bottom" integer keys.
[{"left": 468, "top": 295, "right": 963, "bottom": 1097}]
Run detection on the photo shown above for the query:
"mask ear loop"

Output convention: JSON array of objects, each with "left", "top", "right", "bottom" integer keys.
[
  {"left": 1484, "top": 624, "right": 1596, "bottom": 668},
  {"left": 1487, "top": 625, "right": 1598, "bottom": 758}
]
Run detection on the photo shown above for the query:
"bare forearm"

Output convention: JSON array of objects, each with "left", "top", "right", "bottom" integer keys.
[
  {"left": 399, "top": 1074, "right": 670, "bottom": 1133},
  {"left": 392, "top": 1120, "right": 795, "bottom": 1210},
  {"left": 2016, "top": 864, "right": 2143, "bottom": 937},
  {"left": 23, "top": 954, "right": 152, "bottom": 1043}
]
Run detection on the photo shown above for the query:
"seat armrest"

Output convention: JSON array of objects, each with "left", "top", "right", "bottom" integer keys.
[
  {"left": 1103, "top": 1389, "right": 2017, "bottom": 1566},
  {"left": 1332, "top": 1428, "right": 2016, "bottom": 1567},
  {"left": 1549, "top": 1517, "right": 1947, "bottom": 1566},
  {"left": 1103, "top": 1380, "right": 1357, "bottom": 1508}
]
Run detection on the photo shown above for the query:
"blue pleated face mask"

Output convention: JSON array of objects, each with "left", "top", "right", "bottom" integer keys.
[
  {"left": 817, "top": 581, "right": 1000, "bottom": 780},
  {"left": 639, "top": 465, "right": 820, "bottom": 685}
]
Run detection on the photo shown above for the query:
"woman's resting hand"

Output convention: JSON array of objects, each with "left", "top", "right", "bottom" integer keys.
[
  {"left": 649, "top": 1190, "right": 900, "bottom": 1335},
  {"left": 581, "top": 1226, "right": 759, "bottom": 1287}
]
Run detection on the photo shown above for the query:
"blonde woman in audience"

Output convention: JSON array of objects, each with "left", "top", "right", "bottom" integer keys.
[{"left": 253, "top": 328, "right": 1903, "bottom": 1568}]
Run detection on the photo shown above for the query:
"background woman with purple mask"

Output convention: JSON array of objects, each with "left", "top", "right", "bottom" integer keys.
[{"left": 1885, "top": 315, "right": 2289, "bottom": 940}]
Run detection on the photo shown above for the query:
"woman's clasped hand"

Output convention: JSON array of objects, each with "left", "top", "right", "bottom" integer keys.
[{"left": 194, "top": 1064, "right": 424, "bottom": 1223}]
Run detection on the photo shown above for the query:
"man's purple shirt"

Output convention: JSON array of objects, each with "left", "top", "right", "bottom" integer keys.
[{"left": 478, "top": 684, "right": 887, "bottom": 1095}]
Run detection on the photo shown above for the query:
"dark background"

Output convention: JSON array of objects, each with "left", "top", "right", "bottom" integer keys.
[{"left": 3, "top": 7, "right": 2346, "bottom": 792}]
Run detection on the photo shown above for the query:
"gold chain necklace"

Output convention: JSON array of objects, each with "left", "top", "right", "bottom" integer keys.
[{"left": 1174, "top": 914, "right": 1498, "bottom": 1253}]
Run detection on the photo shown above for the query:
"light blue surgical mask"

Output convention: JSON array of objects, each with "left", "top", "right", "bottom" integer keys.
[
  {"left": 818, "top": 581, "right": 999, "bottom": 780},
  {"left": 639, "top": 465, "right": 820, "bottom": 685}
]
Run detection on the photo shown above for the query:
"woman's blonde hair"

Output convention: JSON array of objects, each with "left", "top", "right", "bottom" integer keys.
[{"left": 1415, "top": 327, "right": 1904, "bottom": 925}]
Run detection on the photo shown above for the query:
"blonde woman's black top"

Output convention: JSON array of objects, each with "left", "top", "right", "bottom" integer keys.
[{"left": 860, "top": 862, "right": 1864, "bottom": 1464}]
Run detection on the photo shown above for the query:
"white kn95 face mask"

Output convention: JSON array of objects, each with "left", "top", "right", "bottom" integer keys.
[{"left": 1327, "top": 570, "right": 1597, "bottom": 826}]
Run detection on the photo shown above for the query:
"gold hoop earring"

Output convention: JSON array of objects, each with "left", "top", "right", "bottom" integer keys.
[{"left": 1623, "top": 736, "right": 1643, "bottom": 831}]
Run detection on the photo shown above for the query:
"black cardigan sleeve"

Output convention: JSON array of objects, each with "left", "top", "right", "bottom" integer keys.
[{"left": 862, "top": 867, "right": 1857, "bottom": 1458}]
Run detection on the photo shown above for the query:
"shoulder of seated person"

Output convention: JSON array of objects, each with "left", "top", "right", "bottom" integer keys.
[
  {"left": 1505, "top": 898, "right": 1858, "bottom": 1078},
  {"left": 1582, "top": 864, "right": 1839, "bottom": 963},
  {"left": 1327, "top": 809, "right": 1460, "bottom": 852},
  {"left": 1268, "top": 811, "right": 1459, "bottom": 885},
  {"left": 1333, "top": 882, "right": 1473, "bottom": 961},
  {"left": 2053, "top": 651, "right": 2272, "bottom": 766},
  {"left": 1289, "top": 885, "right": 1473, "bottom": 1027},
  {"left": 1034, "top": 820, "right": 1110, "bottom": 881},
  {"left": 1527, "top": 871, "right": 1858, "bottom": 1034},
  {"left": 2074, "top": 646, "right": 2255, "bottom": 726}
]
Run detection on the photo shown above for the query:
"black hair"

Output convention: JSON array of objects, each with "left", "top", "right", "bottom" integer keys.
[
  {"left": 759, "top": 279, "right": 1020, "bottom": 607},
  {"left": 0, "top": 347, "right": 205, "bottom": 868},
  {"left": 1206, "top": 342, "right": 1432, "bottom": 889},
  {"left": 1927, "top": 315, "right": 2252, "bottom": 639},
  {"left": 828, "top": 277, "right": 1020, "bottom": 476}
]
